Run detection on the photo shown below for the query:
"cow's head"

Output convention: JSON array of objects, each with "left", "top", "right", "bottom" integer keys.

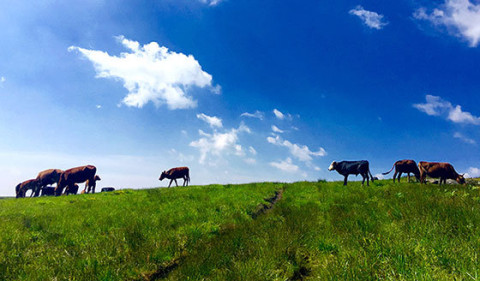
[
  {"left": 328, "top": 161, "right": 337, "bottom": 171},
  {"left": 159, "top": 171, "right": 167, "bottom": 181},
  {"left": 457, "top": 174, "right": 466, "bottom": 185}
]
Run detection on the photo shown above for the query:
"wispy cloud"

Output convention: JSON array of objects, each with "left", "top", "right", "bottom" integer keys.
[
  {"left": 454, "top": 132, "right": 476, "bottom": 144},
  {"left": 273, "top": 109, "right": 293, "bottom": 120},
  {"left": 240, "top": 110, "right": 264, "bottom": 120},
  {"left": 349, "top": 6, "right": 388, "bottom": 30},
  {"left": 267, "top": 135, "right": 327, "bottom": 163},
  {"left": 272, "top": 125, "right": 284, "bottom": 133},
  {"left": 414, "top": 95, "right": 480, "bottom": 125},
  {"left": 190, "top": 123, "right": 251, "bottom": 164},
  {"left": 197, "top": 113, "right": 223, "bottom": 128},
  {"left": 270, "top": 158, "right": 299, "bottom": 173},
  {"left": 69, "top": 36, "right": 218, "bottom": 109},
  {"left": 414, "top": 0, "right": 480, "bottom": 47},
  {"left": 199, "top": 0, "right": 222, "bottom": 6}
]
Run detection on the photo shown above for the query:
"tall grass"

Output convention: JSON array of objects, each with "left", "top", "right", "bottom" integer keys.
[{"left": 0, "top": 183, "right": 279, "bottom": 280}]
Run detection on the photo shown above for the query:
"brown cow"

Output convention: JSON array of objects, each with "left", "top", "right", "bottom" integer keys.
[
  {"left": 15, "top": 179, "right": 39, "bottom": 198},
  {"left": 159, "top": 167, "right": 190, "bottom": 187},
  {"left": 35, "top": 169, "right": 63, "bottom": 197},
  {"left": 56, "top": 165, "right": 97, "bottom": 196},
  {"left": 382, "top": 159, "right": 420, "bottom": 183},
  {"left": 418, "top": 161, "right": 465, "bottom": 185},
  {"left": 83, "top": 175, "right": 101, "bottom": 194}
]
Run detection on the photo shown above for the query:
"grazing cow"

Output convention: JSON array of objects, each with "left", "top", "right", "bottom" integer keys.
[
  {"left": 83, "top": 175, "right": 101, "bottom": 194},
  {"left": 56, "top": 165, "right": 97, "bottom": 196},
  {"left": 382, "top": 160, "right": 420, "bottom": 183},
  {"left": 35, "top": 169, "right": 63, "bottom": 197},
  {"left": 15, "top": 179, "right": 39, "bottom": 198},
  {"left": 328, "top": 160, "right": 375, "bottom": 186},
  {"left": 159, "top": 167, "right": 190, "bottom": 187},
  {"left": 101, "top": 187, "right": 115, "bottom": 192},
  {"left": 418, "top": 161, "right": 465, "bottom": 185},
  {"left": 41, "top": 186, "right": 56, "bottom": 196}
]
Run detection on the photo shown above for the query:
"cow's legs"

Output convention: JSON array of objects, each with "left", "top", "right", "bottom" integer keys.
[
  {"left": 174, "top": 179, "right": 179, "bottom": 187},
  {"left": 393, "top": 171, "right": 398, "bottom": 183},
  {"left": 343, "top": 175, "right": 348, "bottom": 186},
  {"left": 398, "top": 172, "right": 402, "bottom": 183},
  {"left": 183, "top": 176, "right": 187, "bottom": 187},
  {"left": 168, "top": 179, "right": 173, "bottom": 188},
  {"left": 366, "top": 173, "right": 370, "bottom": 186}
]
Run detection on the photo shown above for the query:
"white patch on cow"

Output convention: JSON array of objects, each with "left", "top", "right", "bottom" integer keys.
[{"left": 328, "top": 161, "right": 336, "bottom": 171}]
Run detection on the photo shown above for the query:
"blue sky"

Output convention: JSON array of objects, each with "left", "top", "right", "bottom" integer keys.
[{"left": 1, "top": 0, "right": 480, "bottom": 195}]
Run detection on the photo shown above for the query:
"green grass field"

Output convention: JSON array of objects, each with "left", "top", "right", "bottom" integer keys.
[{"left": 2, "top": 180, "right": 480, "bottom": 280}]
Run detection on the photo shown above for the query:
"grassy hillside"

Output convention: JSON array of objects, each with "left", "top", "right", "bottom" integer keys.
[{"left": 2, "top": 180, "right": 480, "bottom": 280}]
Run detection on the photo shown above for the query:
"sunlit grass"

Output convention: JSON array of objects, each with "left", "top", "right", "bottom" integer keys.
[{"left": 2, "top": 180, "right": 480, "bottom": 280}]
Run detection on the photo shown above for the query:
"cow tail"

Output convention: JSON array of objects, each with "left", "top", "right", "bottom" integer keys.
[
  {"left": 187, "top": 170, "right": 190, "bottom": 184},
  {"left": 382, "top": 164, "right": 395, "bottom": 175},
  {"left": 369, "top": 170, "right": 375, "bottom": 182}
]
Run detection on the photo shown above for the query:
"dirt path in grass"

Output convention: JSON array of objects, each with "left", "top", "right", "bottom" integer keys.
[{"left": 141, "top": 188, "right": 285, "bottom": 281}]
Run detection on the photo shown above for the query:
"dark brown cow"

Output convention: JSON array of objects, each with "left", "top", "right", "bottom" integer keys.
[
  {"left": 56, "top": 165, "right": 97, "bottom": 196},
  {"left": 35, "top": 169, "right": 63, "bottom": 197},
  {"left": 66, "top": 184, "right": 79, "bottom": 195},
  {"left": 15, "top": 179, "right": 39, "bottom": 198},
  {"left": 83, "top": 175, "right": 101, "bottom": 194},
  {"left": 382, "top": 160, "right": 420, "bottom": 183},
  {"left": 159, "top": 167, "right": 190, "bottom": 187},
  {"left": 418, "top": 161, "right": 465, "bottom": 185}
]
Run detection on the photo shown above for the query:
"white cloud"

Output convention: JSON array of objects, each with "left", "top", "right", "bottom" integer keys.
[
  {"left": 197, "top": 113, "right": 223, "bottom": 128},
  {"left": 465, "top": 167, "right": 480, "bottom": 178},
  {"left": 0, "top": 76, "right": 5, "bottom": 83},
  {"left": 349, "top": 6, "right": 388, "bottom": 30},
  {"left": 414, "top": 95, "right": 480, "bottom": 125},
  {"left": 199, "top": 0, "right": 222, "bottom": 6},
  {"left": 244, "top": 158, "right": 256, "bottom": 165},
  {"left": 241, "top": 110, "right": 264, "bottom": 120},
  {"left": 273, "top": 109, "right": 285, "bottom": 120},
  {"left": 454, "top": 132, "right": 476, "bottom": 144},
  {"left": 414, "top": 0, "right": 480, "bottom": 47},
  {"left": 69, "top": 36, "right": 218, "bottom": 109},
  {"left": 272, "top": 125, "right": 284, "bottom": 133},
  {"left": 270, "top": 158, "right": 299, "bottom": 173},
  {"left": 267, "top": 135, "right": 327, "bottom": 163},
  {"left": 249, "top": 146, "right": 257, "bottom": 155},
  {"left": 190, "top": 123, "right": 251, "bottom": 164},
  {"left": 96, "top": 105, "right": 102, "bottom": 109}
]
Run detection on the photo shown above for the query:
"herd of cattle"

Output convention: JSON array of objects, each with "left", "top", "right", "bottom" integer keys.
[
  {"left": 15, "top": 160, "right": 465, "bottom": 198},
  {"left": 328, "top": 159, "right": 466, "bottom": 186},
  {"left": 15, "top": 166, "right": 191, "bottom": 198}
]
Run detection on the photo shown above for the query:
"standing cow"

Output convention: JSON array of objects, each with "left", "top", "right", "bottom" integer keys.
[
  {"left": 15, "top": 179, "right": 39, "bottom": 198},
  {"left": 418, "top": 161, "right": 465, "bottom": 185},
  {"left": 159, "top": 167, "right": 190, "bottom": 187},
  {"left": 56, "top": 165, "right": 97, "bottom": 196},
  {"left": 84, "top": 175, "right": 101, "bottom": 194},
  {"left": 35, "top": 169, "right": 63, "bottom": 197},
  {"left": 382, "top": 160, "right": 420, "bottom": 183},
  {"left": 328, "top": 160, "right": 375, "bottom": 186}
]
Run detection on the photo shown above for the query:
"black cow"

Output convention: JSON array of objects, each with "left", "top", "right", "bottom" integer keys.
[
  {"left": 328, "top": 160, "right": 375, "bottom": 186},
  {"left": 41, "top": 186, "right": 56, "bottom": 196},
  {"left": 101, "top": 187, "right": 115, "bottom": 192}
]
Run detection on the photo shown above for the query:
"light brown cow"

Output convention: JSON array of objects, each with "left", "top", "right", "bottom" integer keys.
[
  {"left": 418, "top": 161, "right": 465, "bottom": 185},
  {"left": 56, "top": 165, "right": 97, "bottom": 196},
  {"left": 35, "top": 169, "right": 63, "bottom": 197},
  {"left": 15, "top": 179, "right": 39, "bottom": 198},
  {"left": 84, "top": 175, "right": 101, "bottom": 194},
  {"left": 159, "top": 167, "right": 190, "bottom": 187},
  {"left": 382, "top": 160, "right": 420, "bottom": 183}
]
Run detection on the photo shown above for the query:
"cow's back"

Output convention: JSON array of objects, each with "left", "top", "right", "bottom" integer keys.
[
  {"left": 62, "top": 165, "right": 97, "bottom": 183},
  {"left": 168, "top": 167, "right": 189, "bottom": 178}
]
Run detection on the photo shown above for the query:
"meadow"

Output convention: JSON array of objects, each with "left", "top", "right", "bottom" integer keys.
[{"left": 1, "top": 180, "right": 480, "bottom": 280}]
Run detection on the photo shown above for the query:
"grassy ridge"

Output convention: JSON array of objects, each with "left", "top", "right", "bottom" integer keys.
[{"left": 2, "top": 180, "right": 480, "bottom": 280}]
